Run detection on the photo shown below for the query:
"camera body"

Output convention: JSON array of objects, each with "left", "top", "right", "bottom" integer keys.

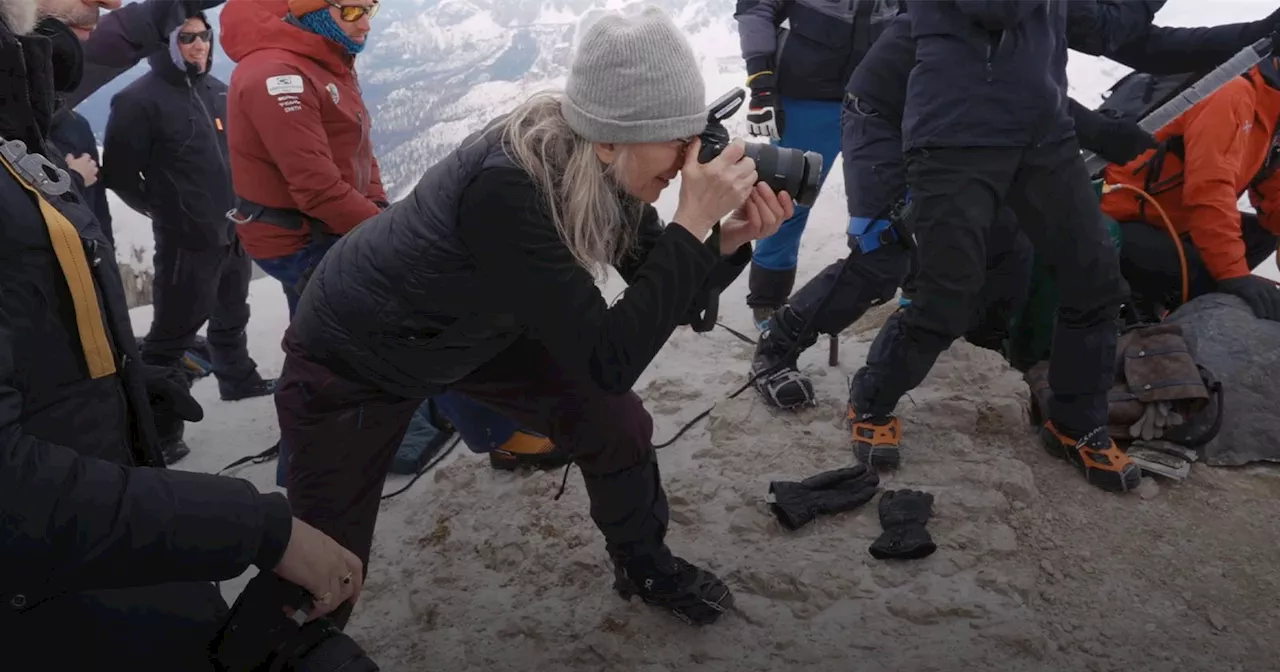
[
  {"left": 696, "top": 87, "right": 824, "bottom": 208},
  {"left": 209, "top": 572, "right": 378, "bottom": 672}
]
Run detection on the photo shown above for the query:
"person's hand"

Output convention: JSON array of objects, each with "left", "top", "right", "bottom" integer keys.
[
  {"left": 672, "top": 138, "right": 758, "bottom": 241},
  {"left": 66, "top": 153, "right": 98, "bottom": 187},
  {"left": 271, "top": 518, "right": 364, "bottom": 621},
  {"left": 142, "top": 364, "right": 203, "bottom": 422},
  {"left": 1093, "top": 118, "right": 1157, "bottom": 165},
  {"left": 1217, "top": 274, "right": 1280, "bottom": 321},
  {"left": 745, "top": 70, "right": 782, "bottom": 140},
  {"left": 719, "top": 181, "right": 794, "bottom": 254}
]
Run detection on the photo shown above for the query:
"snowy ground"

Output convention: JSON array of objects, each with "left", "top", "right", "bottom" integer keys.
[{"left": 130, "top": 159, "right": 1280, "bottom": 671}]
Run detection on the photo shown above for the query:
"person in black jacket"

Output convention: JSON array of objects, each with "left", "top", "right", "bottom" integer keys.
[
  {"left": 1, "top": 1, "right": 362, "bottom": 669},
  {"left": 48, "top": 107, "right": 113, "bottom": 243},
  {"left": 103, "top": 11, "right": 275, "bottom": 460},
  {"left": 733, "top": 0, "right": 901, "bottom": 328},
  {"left": 751, "top": 1, "right": 1280, "bottom": 411},
  {"left": 274, "top": 7, "right": 789, "bottom": 629}
]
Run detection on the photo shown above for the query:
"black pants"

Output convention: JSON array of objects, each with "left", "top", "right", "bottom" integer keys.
[
  {"left": 850, "top": 140, "right": 1128, "bottom": 435},
  {"left": 275, "top": 333, "right": 667, "bottom": 629},
  {"left": 1120, "top": 212, "right": 1278, "bottom": 307},
  {"left": 141, "top": 236, "right": 257, "bottom": 385}
]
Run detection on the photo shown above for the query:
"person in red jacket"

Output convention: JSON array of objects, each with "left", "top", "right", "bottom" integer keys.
[
  {"left": 1100, "top": 58, "right": 1280, "bottom": 322},
  {"left": 221, "top": 0, "right": 384, "bottom": 316}
]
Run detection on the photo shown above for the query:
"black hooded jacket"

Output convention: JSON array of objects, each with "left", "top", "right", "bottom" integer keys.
[
  {"left": 103, "top": 13, "right": 234, "bottom": 248},
  {"left": 0, "top": 6, "right": 290, "bottom": 644}
]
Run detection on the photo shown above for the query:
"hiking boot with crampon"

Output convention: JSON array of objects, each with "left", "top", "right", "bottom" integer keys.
[
  {"left": 1040, "top": 422, "right": 1141, "bottom": 493},
  {"left": 750, "top": 305, "right": 818, "bottom": 409},
  {"left": 611, "top": 554, "right": 733, "bottom": 626},
  {"left": 849, "top": 406, "right": 901, "bottom": 470}
]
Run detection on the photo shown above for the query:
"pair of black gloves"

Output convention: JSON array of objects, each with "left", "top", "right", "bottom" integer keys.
[{"left": 767, "top": 466, "right": 937, "bottom": 560}]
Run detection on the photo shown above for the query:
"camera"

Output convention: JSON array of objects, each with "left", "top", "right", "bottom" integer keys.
[
  {"left": 209, "top": 571, "right": 379, "bottom": 672},
  {"left": 697, "top": 87, "right": 824, "bottom": 207}
]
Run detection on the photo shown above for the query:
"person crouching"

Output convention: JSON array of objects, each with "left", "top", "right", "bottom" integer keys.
[{"left": 272, "top": 6, "right": 792, "bottom": 628}]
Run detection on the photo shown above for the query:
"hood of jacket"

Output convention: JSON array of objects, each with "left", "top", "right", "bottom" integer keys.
[
  {"left": 148, "top": 12, "right": 214, "bottom": 82},
  {"left": 219, "top": 0, "right": 351, "bottom": 76}
]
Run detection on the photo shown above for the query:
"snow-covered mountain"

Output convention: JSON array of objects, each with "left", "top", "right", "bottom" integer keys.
[{"left": 360, "top": 0, "right": 749, "bottom": 199}]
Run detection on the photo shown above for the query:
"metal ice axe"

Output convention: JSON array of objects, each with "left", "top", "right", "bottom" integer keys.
[{"left": 1084, "top": 36, "right": 1275, "bottom": 177}]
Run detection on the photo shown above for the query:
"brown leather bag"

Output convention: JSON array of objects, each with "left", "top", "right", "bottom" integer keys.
[{"left": 1025, "top": 323, "right": 1218, "bottom": 443}]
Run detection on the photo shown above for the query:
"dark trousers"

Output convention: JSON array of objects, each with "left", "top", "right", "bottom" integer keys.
[
  {"left": 275, "top": 332, "right": 667, "bottom": 628},
  {"left": 141, "top": 236, "right": 257, "bottom": 385},
  {"left": 1120, "top": 212, "right": 1278, "bottom": 307},
  {"left": 789, "top": 97, "right": 1034, "bottom": 347},
  {"left": 850, "top": 140, "right": 1128, "bottom": 435},
  {"left": 252, "top": 237, "right": 338, "bottom": 318}
]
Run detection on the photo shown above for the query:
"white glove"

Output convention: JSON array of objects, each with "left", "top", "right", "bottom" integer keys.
[{"left": 746, "top": 106, "right": 781, "bottom": 141}]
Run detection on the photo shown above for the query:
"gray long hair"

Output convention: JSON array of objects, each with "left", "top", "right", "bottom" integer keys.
[{"left": 500, "top": 91, "right": 643, "bottom": 277}]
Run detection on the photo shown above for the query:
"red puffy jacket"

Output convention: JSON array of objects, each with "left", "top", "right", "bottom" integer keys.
[{"left": 220, "top": 0, "right": 386, "bottom": 260}]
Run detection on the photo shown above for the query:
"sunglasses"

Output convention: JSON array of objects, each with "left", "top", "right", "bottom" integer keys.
[
  {"left": 324, "top": 0, "right": 379, "bottom": 22},
  {"left": 177, "top": 30, "right": 211, "bottom": 45}
]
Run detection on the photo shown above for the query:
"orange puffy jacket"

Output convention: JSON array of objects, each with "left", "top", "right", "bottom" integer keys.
[{"left": 1099, "top": 64, "right": 1280, "bottom": 280}]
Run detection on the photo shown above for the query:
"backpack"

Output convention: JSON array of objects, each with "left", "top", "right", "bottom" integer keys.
[{"left": 1095, "top": 69, "right": 1208, "bottom": 126}]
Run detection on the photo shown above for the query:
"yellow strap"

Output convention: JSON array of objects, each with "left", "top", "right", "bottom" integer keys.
[
  {"left": 745, "top": 70, "right": 774, "bottom": 86},
  {"left": 0, "top": 154, "right": 117, "bottom": 379}
]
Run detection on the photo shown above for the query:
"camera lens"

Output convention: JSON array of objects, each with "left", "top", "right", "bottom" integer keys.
[{"left": 743, "top": 143, "right": 824, "bottom": 208}]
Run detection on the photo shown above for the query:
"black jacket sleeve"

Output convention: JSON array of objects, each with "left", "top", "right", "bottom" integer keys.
[
  {"left": 615, "top": 207, "right": 753, "bottom": 326},
  {"left": 101, "top": 91, "right": 152, "bottom": 218},
  {"left": 457, "top": 166, "right": 720, "bottom": 393},
  {"left": 1066, "top": 0, "right": 1165, "bottom": 56},
  {"left": 0, "top": 322, "right": 292, "bottom": 599},
  {"left": 65, "top": 0, "right": 222, "bottom": 109},
  {"left": 1104, "top": 17, "right": 1276, "bottom": 75}
]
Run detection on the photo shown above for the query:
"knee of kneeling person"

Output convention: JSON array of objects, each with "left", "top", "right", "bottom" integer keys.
[{"left": 561, "top": 392, "right": 655, "bottom": 475}]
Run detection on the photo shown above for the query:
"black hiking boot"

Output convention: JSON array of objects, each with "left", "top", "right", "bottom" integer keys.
[
  {"left": 1040, "top": 422, "right": 1142, "bottom": 493},
  {"left": 611, "top": 551, "right": 733, "bottom": 626},
  {"left": 750, "top": 305, "right": 818, "bottom": 409},
  {"left": 219, "top": 373, "right": 277, "bottom": 401},
  {"left": 848, "top": 400, "right": 901, "bottom": 470},
  {"left": 160, "top": 438, "right": 191, "bottom": 465}
]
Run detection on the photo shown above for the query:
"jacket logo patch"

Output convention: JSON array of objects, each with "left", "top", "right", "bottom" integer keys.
[
  {"left": 276, "top": 94, "right": 303, "bottom": 113},
  {"left": 266, "top": 74, "right": 305, "bottom": 96},
  {"left": 326, "top": 83, "right": 340, "bottom": 105}
]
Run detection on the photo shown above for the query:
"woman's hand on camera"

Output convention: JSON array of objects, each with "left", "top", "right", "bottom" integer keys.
[
  {"left": 672, "top": 138, "right": 759, "bottom": 240},
  {"left": 271, "top": 517, "right": 365, "bottom": 621},
  {"left": 720, "top": 181, "right": 795, "bottom": 254}
]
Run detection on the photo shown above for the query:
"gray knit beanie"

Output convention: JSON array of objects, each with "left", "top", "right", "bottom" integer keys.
[{"left": 562, "top": 6, "right": 707, "bottom": 144}]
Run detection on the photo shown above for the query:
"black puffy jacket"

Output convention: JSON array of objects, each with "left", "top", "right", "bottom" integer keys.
[
  {"left": 290, "top": 120, "right": 752, "bottom": 398},
  {"left": 102, "top": 13, "right": 234, "bottom": 248},
  {"left": 1, "top": 10, "right": 289, "bottom": 643}
]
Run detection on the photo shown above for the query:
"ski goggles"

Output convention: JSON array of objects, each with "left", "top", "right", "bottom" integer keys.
[
  {"left": 177, "top": 30, "right": 211, "bottom": 45},
  {"left": 324, "top": 0, "right": 379, "bottom": 22}
]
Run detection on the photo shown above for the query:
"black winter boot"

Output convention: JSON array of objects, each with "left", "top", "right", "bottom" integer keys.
[
  {"left": 583, "top": 458, "right": 733, "bottom": 626},
  {"left": 751, "top": 305, "right": 819, "bottom": 409}
]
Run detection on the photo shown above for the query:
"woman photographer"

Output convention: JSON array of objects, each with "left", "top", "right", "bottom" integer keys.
[{"left": 273, "top": 6, "right": 792, "bottom": 628}]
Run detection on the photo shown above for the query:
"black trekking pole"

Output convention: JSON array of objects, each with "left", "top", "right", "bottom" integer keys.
[{"left": 1083, "top": 36, "right": 1274, "bottom": 177}]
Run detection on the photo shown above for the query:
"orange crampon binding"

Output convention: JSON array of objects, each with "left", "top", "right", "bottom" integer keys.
[
  {"left": 848, "top": 405, "right": 901, "bottom": 470},
  {"left": 1040, "top": 422, "right": 1142, "bottom": 493}
]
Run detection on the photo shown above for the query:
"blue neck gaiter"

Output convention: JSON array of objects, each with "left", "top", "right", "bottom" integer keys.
[{"left": 298, "top": 9, "right": 365, "bottom": 55}]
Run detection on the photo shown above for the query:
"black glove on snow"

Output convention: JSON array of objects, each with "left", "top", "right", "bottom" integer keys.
[
  {"left": 767, "top": 465, "right": 880, "bottom": 531},
  {"left": 143, "top": 364, "right": 204, "bottom": 423},
  {"left": 1217, "top": 275, "right": 1280, "bottom": 321},
  {"left": 869, "top": 489, "right": 937, "bottom": 560}
]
